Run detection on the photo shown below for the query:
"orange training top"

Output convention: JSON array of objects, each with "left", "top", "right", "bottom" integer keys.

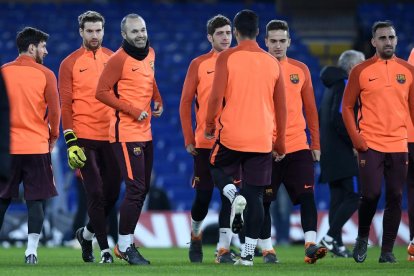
[
  {"left": 1, "top": 55, "right": 60, "bottom": 154},
  {"left": 206, "top": 40, "right": 287, "bottom": 153},
  {"left": 342, "top": 55, "right": 414, "bottom": 152},
  {"left": 180, "top": 50, "right": 220, "bottom": 149},
  {"left": 278, "top": 57, "right": 319, "bottom": 154},
  {"left": 59, "top": 46, "right": 113, "bottom": 140},
  {"left": 95, "top": 47, "right": 162, "bottom": 143},
  {"left": 407, "top": 49, "right": 414, "bottom": 142}
]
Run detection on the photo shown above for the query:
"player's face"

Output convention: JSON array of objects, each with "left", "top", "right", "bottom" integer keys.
[
  {"left": 80, "top": 21, "right": 104, "bottom": 51},
  {"left": 265, "top": 29, "right": 290, "bottom": 60},
  {"left": 122, "top": 17, "right": 148, "bottom": 49},
  {"left": 34, "top": 41, "right": 48, "bottom": 64},
  {"left": 209, "top": 25, "right": 232, "bottom": 52},
  {"left": 371, "top": 27, "right": 397, "bottom": 60}
]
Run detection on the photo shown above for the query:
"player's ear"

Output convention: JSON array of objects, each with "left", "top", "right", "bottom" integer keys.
[
  {"left": 121, "top": 31, "right": 126, "bottom": 40},
  {"left": 207, "top": 34, "right": 213, "bottom": 43}
]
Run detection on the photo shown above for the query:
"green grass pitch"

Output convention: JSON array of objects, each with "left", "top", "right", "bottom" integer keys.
[{"left": 0, "top": 245, "right": 412, "bottom": 275}]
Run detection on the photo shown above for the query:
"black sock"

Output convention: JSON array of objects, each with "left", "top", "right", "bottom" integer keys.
[
  {"left": 27, "top": 200, "right": 45, "bottom": 234},
  {"left": 191, "top": 189, "right": 213, "bottom": 221},
  {"left": 299, "top": 193, "right": 317, "bottom": 232},
  {"left": 0, "top": 198, "right": 11, "bottom": 229}
]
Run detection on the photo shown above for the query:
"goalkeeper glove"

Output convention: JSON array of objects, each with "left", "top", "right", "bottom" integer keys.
[{"left": 64, "top": 130, "right": 87, "bottom": 169}]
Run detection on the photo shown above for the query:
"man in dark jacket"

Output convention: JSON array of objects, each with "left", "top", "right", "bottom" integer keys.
[{"left": 318, "top": 50, "right": 365, "bottom": 257}]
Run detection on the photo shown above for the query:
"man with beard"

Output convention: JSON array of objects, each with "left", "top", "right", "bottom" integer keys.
[
  {"left": 180, "top": 14, "right": 239, "bottom": 264},
  {"left": 59, "top": 11, "right": 121, "bottom": 264},
  {"left": 342, "top": 20, "right": 414, "bottom": 263},
  {"left": 0, "top": 27, "right": 60, "bottom": 264},
  {"left": 96, "top": 13, "right": 163, "bottom": 265}
]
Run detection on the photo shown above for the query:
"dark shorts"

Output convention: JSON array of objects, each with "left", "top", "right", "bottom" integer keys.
[
  {"left": 0, "top": 153, "right": 57, "bottom": 200},
  {"left": 263, "top": 149, "right": 314, "bottom": 204},
  {"left": 193, "top": 148, "right": 242, "bottom": 190},
  {"left": 111, "top": 141, "right": 153, "bottom": 191},
  {"left": 209, "top": 142, "right": 272, "bottom": 186},
  {"left": 358, "top": 148, "right": 407, "bottom": 198}
]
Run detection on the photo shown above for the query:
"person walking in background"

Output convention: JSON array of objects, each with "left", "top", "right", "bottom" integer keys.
[
  {"left": 343, "top": 21, "right": 414, "bottom": 263},
  {"left": 205, "top": 10, "right": 286, "bottom": 266},
  {"left": 319, "top": 50, "right": 365, "bottom": 257},
  {"left": 0, "top": 27, "right": 60, "bottom": 264},
  {"left": 96, "top": 13, "right": 163, "bottom": 265},
  {"left": 59, "top": 10, "right": 122, "bottom": 264},
  {"left": 180, "top": 14, "right": 238, "bottom": 264},
  {"left": 260, "top": 20, "right": 326, "bottom": 264}
]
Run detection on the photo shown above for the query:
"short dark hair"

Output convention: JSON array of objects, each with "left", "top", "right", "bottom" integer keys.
[
  {"left": 266, "top": 20, "right": 289, "bottom": 38},
  {"left": 371, "top": 20, "right": 395, "bottom": 37},
  {"left": 207, "top": 14, "right": 231, "bottom": 36},
  {"left": 121, "top": 13, "right": 143, "bottom": 33},
  {"left": 78, "top": 10, "right": 105, "bottom": 29},
  {"left": 233, "top": 9, "right": 258, "bottom": 39},
  {"left": 16, "top": 27, "right": 49, "bottom": 54}
]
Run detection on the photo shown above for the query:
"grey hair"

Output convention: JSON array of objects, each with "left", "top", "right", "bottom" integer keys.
[
  {"left": 338, "top": 50, "right": 365, "bottom": 73},
  {"left": 121, "top": 13, "right": 142, "bottom": 32}
]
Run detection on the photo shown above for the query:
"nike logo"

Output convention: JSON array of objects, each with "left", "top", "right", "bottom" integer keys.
[
  {"left": 368, "top": 77, "right": 378, "bottom": 82},
  {"left": 207, "top": 70, "right": 214, "bottom": 74},
  {"left": 304, "top": 184, "right": 313, "bottom": 189},
  {"left": 79, "top": 68, "right": 88, "bottom": 72},
  {"left": 357, "top": 254, "right": 366, "bottom": 262},
  {"left": 132, "top": 68, "right": 139, "bottom": 71}
]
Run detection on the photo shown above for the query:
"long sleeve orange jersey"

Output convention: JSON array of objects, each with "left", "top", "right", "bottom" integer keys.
[
  {"left": 180, "top": 50, "right": 220, "bottom": 149},
  {"left": 59, "top": 46, "right": 113, "bottom": 140},
  {"left": 277, "top": 58, "right": 319, "bottom": 154},
  {"left": 407, "top": 49, "right": 414, "bottom": 142},
  {"left": 95, "top": 47, "right": 162, "bottom": 143},
  {"left": 205, "top": 40, "right": 287, "bottom": 154},
  {"left": 342, "top": 55, "right": 414, "bottom": 152},
  {"left": 1, "top": 55, "right": 60, "bottom": 154}
]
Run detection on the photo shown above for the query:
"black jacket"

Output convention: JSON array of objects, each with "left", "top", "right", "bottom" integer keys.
[
  {"left": 318, "top": 66, "right": 358, "bottom": 183},
  {"left": 0, "top": 69, "right": 10, "bottom": 183}
]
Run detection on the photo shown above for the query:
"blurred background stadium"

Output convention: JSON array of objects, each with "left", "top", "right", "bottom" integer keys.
[{"left": 0, "top": 0, "right": 412, "bottom": 247}]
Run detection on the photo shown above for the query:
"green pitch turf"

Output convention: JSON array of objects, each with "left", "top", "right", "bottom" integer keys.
[{"left": 0, "top": 245, "right": 412, "bottom": 275}]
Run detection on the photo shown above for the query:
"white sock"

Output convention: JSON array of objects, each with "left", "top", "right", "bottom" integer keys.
[
  {"left": 191, "top": 218, "right": 203, "bottom": 237},
  {"left": 259, "top": 237, "right": 273, "bottom": 251},
  {"left": 217, "top": 228, "right": 232, "bottom": 250},
  {"left": 130, "top": 234, "right": 134, "bottom": 245},
  {"left": 118, "top": 234, "right": 130, "bottom": 252},
  {"left": 101, "top": 248, "right": 111, "bottom": 257},
  {"left": 83, "top": 226, "right": 94, "bottom": 241},
  {"left": 25, "top": 233, "right": 40, "bottom": 256},
  {"left": 339, "top": 245, "right": 346, "bottom": 251},
  {"left": 241, "top": 237, "right": 257, "bottom": 258},
  {"left": 223, "top": 184, "right": 237, "bottom": 203},
  {"left": 324, "top": 235, "right": 333, "bottom": 242},
  {"left": 304, "top": 231, "right": 316, "bottom": 244}
]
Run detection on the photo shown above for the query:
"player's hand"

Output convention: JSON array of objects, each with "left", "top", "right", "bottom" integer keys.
[
  {"left": 138, "top": 111, "right": 149, "bottom": 121},
  {"left": 354, "top": 134, "right": 368, "bottom": 152},
  {"left": 152, "top": 101, "right": 163, "bottom": 117},
  {"left": 64, "top": 130, "right": 87, "bottom": 169},
  {"left": 311, "top": 149, "right": 321, "bottom": 162},
  {"left": 204, "top": 127, "right": 215, "bottom": 140},
  {"left": 49, "top": 136, "right": 58, "bottom": 152},
  {"left": 186, "top": 144, "right": 198, "bottom": 156},
  {"left": 272, "top": 151, "right": 285, "bottom": 162}
]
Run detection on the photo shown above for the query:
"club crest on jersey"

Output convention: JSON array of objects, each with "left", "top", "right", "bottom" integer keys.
[
  {"left": 149, "top": 61, "right": 154, "bottom": 71},
  {"left": 360, "top": 159, "right": 366, "bottom": 168},
  {"left": 396, "top": 74, "right": 406, "bottom": 84},
  {"left": 133, "top": 147, "right": 142, "bottom": 156},
  {"left": 290, "top": 74, "right": 299, "bottom": 84}
]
